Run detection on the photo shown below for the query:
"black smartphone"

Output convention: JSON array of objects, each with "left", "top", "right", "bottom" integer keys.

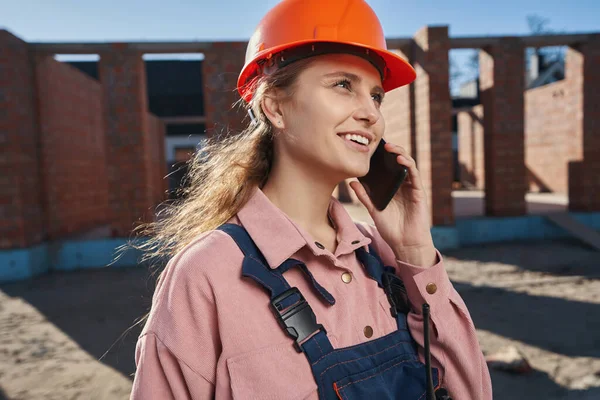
[{"left": 357, "top": 138, "right": 408, "bottom": 211}]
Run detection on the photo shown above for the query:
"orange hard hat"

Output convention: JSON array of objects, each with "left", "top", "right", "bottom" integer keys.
[{"left": 237, "top": 0, "right": 416, "bottom": 102}]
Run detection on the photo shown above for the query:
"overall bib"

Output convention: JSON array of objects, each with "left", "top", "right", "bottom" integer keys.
[{"left": 218, "top": 224, "right": 452, "bottom": 400}]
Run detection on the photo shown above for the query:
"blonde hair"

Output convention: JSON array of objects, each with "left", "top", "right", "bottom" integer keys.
[{"left": 119, "top": 58, "right": 314, "bottom": 275}]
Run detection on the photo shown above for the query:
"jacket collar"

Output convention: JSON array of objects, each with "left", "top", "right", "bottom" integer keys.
[{"left": 235, "top": 187, "right": 372, "bottom": 269}]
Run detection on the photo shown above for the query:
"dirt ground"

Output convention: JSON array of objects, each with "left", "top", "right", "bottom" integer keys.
[{"left": 1, "top": 237, "right": 600, "bottom": 399}]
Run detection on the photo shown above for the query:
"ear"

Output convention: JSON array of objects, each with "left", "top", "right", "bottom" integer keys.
[{"left": 261, "top": 91, "right": 286, "bottom": 129}]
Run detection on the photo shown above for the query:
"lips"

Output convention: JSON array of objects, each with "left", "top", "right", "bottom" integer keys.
[
  {"left": 338, "top": 134, "right": 370, "bottom": 153},
  {"left": 337, "top": 131, "right": 374, "bottom": 145},
  {"left": 341, "top": 133, "right": 369, "bottom": 146}
]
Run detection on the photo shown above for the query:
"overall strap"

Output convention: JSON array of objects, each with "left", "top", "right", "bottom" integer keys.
[
  {"left": 217, "top": 223, "right": 334, "bottom": 358},
  {"left": 356, "top": 245, "right": 411, "bottom": 329}
]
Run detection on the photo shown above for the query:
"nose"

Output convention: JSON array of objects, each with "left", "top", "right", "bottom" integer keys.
[{"left": 352, "top": 94, "right": 380, "bottom": 126}]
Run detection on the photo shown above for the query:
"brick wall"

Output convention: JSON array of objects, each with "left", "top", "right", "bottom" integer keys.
[
  {"left": 381, "top": 48, "right": 414, "bottom": 155},
  {"left": 457, "top": 64, "right": 591, "bottom": 198},
  {"left": 457, "top": 105, "right": 485, "bottom": 189},
  {"left": 525, "top": 80, "right": 572, "bottom": 194},
  {"left": 202, "top": 42, "right": 248, "bottom": 136},
  {"left": 567, "top": 35, "right": 600, "bottom": 211},
  {"left": 99, "top": 47, "right": 156, "bottom": 235},
  {"left": 146, "top": 113, "right": 168, "bottom": 208},
  {"left": 35, "top": 56, "right": 109, "bottom": 239},
  {"left": 413, "top": 27, "right": 454, "bottom": 226},
  {"left": 0, "top": 30, "right": 45, "bottom": 249},
  {"left": 479, "top": 38, "right": 527, "bottom": 216}
]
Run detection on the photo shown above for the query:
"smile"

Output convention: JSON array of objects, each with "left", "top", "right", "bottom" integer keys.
[
  {"left": 337, "top": 132, "right": 372, "bottom": 153},
  {"left": 342, "top": 134, "right": 370, "bottom": 146}
]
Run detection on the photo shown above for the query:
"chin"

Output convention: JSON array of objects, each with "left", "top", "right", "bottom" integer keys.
[{"left": 339, "top": 163, "right": 370, "bottom": 180}]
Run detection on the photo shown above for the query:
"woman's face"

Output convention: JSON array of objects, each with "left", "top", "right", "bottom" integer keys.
[{"left": 272, "top": 53, "right": 386, "bottom": 183}]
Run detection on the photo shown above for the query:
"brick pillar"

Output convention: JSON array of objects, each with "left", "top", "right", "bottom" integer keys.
[
  {"left": 202, "top": 42, "right": 247, "bottom": 136},
  {"left": 479, "top": 38, "right": 527, "bottom": 216},
  {"left": 99, "top": 46, "right": 154, "bottom": 237},
  {"left": 0, "top": 30, "right": 46, "bottom": 249},
  {"left": 567, "top": 35, "right": 600, "bottom": 211},
  {"left": 413, "top": 26, "right": 453, "bottom": 226},
  {"left": 457, "top": 106, "right": 485, "bottom": 189}
]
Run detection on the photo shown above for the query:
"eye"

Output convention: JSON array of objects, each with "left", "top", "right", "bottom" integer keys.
[
  {"left": 333, "top": 79, "right": 352, "bottom": 90},
  {"left": 372, "top": 93, "right": 384, "bottom": 105}
]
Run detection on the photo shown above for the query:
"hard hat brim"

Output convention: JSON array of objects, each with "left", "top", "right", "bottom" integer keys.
[{"left": 237, "top": 39, "right": 417, "bottom": 102}]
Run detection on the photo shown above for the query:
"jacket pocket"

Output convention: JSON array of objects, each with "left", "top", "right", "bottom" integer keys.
[{"left": 227, "top": 341, "right": 318, "bottom": 400}]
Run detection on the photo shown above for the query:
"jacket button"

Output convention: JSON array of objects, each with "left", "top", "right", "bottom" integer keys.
[
  {"left": 364, "top": 326, "right": 374, "bottom": 338},
  {"left": 315, "top": 242, "right": 325, "bottom": 250},
  {"left": 426, "top": 282, "right": 437, "bottom": 294},
  {"left": 341, "top": 272, "right": 353, "bottom": 284}
]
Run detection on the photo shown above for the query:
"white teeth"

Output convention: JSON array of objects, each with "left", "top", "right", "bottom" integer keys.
[{"left": 343, "top": 134, "right": 369, "bottom": 145}]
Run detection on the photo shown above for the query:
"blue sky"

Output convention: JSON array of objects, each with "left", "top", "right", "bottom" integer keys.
[
  {"left": 3, "top": 0, "right": 598, "bottom": 41},
  {"left": 2, "top": 0, "right": 599, "bottom": 92}
]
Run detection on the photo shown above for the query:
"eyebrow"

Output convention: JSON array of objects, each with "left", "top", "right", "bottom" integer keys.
[{"left": 323, "top": 71, "right": 385, "bottom": 98}]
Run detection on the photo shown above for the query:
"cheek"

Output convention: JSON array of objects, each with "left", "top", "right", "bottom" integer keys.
[{"left": 290, "top": 96, "right": 348, "bottom": 136}]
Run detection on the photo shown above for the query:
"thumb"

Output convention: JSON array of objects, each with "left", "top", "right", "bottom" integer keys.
[{"left": 349, "top": 180, "right": 376, "bottom": 214}]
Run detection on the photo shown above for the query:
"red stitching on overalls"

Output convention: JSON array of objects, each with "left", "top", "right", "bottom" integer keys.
[{"left": 333, "top": 382, "right": 344, "bottom": 400}]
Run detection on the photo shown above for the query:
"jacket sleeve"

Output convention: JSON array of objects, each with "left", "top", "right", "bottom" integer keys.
[
  {"left": 130, "top": 332, "right": 215, "bottom": 400},
  {"left": 130, "top": 234, "right": 222, "bottom": 400},
  {"left": 357, "top": 222, "right": 493, "bottom": 400}
]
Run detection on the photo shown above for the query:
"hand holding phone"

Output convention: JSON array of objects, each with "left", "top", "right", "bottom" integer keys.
[{"left": 357, "top": 139, "right": 408, "bottom": 211}]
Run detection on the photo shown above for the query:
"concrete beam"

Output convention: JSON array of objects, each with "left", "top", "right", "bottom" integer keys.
[{"left": 28, "top": 33, "right": 597, "bottom": 55}]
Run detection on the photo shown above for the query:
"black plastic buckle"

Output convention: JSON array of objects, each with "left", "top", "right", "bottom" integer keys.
[
  {"left": 382, "top": 272, "right": 410, "bottom": 318},
  {"left": 270, "top": 287, "right": 326, "bottom": 353}
]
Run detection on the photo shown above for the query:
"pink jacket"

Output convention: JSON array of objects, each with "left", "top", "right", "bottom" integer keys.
[{"left": 131, "top": 187, "right": 492, "bottom": 399}]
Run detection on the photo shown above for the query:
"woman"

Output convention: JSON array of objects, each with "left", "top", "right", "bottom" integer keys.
[{"left": 130, "top": 0, "right": 492, "bottom": 399}]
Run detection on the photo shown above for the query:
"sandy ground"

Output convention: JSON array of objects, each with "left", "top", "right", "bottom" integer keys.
[{"left": 1, "top": 199, "right": 599, "bottom": 399}]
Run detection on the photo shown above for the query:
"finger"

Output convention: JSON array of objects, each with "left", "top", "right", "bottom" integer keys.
[
  {"left": 384, "top": 142, "right": 409, "bottom": 157},
  {"left": 382, "top": 143, "right": 425, "bottom": 191},
  {"left": 383, "top": 143, "right": 418, "bottom": 174},
  {"left": 349, "top": 180, "right": 376, "bottom": 214},
  {"left": 396, "top": 154, "right": 425, "bottom": 191}
]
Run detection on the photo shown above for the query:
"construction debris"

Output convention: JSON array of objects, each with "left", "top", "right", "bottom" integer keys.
[{"left": 485, "top": 345, "right": 533, "bottom": 374}]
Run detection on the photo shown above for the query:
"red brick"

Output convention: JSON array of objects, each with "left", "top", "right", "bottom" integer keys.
[
  {"left": 413, "top": 26, "right": 454, "bottom": 226},
  {"left": 567, "top": 35, "right": 600, "bottom": 211},
  {"left": 99, "top": 47, "right": 165, "bottom": 236},
  {"left": 480, "top": 37, "right": 527, "bottom": 216},
  {"left": 34, "top": 55, "right": 109, "bottom": 239},
  {"left": 0, "top": 30, "right": 45, "bottom": 249},
  {"left": 202, "top": 42, "right": 247, "bottom": 136}
]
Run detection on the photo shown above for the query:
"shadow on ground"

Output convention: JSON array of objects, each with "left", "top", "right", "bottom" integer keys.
[
  {"left": 445, "top": 238, "right": 600, "bottom": 280},
  {"left": 490, "top": 368, "right": 600, "bottom": 400},
  {"left": 453, "top": 280, "right": 600, "bottom": 358},
  {"left": 1, "top": 266, "right": 158, "bottom": 379}
]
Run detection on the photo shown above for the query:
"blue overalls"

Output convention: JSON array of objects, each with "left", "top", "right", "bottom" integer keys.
[{"left": 218, "top": 224, "right": 452, "bottom": 400}]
